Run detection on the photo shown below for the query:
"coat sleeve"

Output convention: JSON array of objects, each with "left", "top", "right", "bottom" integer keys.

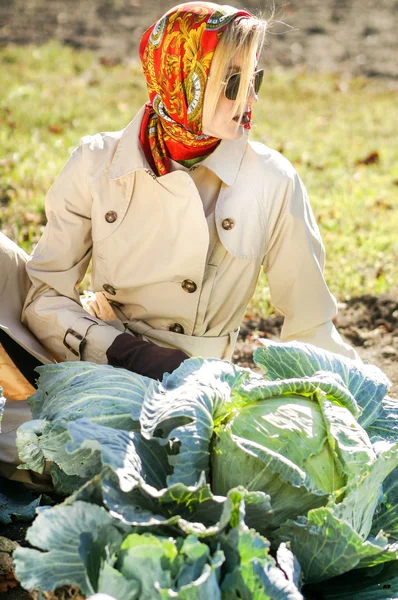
[
  {"left": 21, "top": 143, "right": 122, "bottom": 363},
  {"left": 262, "top": 170, "right": 359, "bottom": 360}
]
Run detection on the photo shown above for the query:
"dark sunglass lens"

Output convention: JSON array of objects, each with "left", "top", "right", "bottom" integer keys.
[
  {"left": 254, "top": 69, "right": 264, "bottom": 94},
  {"left": 225, "top": 73, "right": 240, "bottom": 101}
]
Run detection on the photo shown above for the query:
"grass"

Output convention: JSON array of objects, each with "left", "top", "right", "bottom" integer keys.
[{"left": 1, "top": 41, "right": 397, "bottom": 316}]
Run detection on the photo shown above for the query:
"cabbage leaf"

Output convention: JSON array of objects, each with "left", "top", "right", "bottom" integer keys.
[{"left": 253, "top": 341, "right": 390, "bottom": 426}]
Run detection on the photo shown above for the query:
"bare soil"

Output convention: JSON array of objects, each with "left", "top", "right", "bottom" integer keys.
[
  {"left": 0, "top": 0, "right": 397, "bottom": 80},
  {"left": 233, "top": 294, "right": 398, "bottom": 396}
]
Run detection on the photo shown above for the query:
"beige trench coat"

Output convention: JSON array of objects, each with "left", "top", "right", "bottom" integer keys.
[{"left": 17, "top": 104, "right": 356, "bottom": 364}]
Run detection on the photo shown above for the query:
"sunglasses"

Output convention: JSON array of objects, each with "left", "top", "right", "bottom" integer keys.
[{"left": 223, "top": 68, "right": 264, "bottom": 101}]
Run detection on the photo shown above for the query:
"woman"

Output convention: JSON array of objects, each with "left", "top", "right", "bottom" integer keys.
[{"left": 0, "top": 2, "right": 358, "bottom": 481}]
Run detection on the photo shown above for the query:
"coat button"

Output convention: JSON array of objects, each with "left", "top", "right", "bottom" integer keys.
[
  {"left": 103, "top": 283, "right": 116, "bottom": 295},
  {"left": 169, "top": 323, "right": 185, "bottom": 334},
  {"left": 105, "top": 211, "right": 117, "bottom": 223},
  {"left": 222, "top": 218, "right": 235, "bottom": 230},
  {"left": 181, "top": 279, "right": 197, "bottom": 293}
]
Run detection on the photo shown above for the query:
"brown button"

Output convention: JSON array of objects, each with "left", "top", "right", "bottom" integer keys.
[
  {"left": 105, "top": 211, "right": 117, "bottom": 223},
  {"left": 222, "top": 218, "right": 235, "bottom": 230},
  {"left": 103, "top": 283, "right": 116, "bottom": 295},
  {"left": 181, "top": 279, "right": 197, "bottom": 293},
  {"left": 169, "top": 323, "right": 185, "bottom": 334}
]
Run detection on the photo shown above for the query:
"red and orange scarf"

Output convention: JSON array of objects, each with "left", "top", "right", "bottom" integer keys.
[{"left": 139, "top": 2, "right": 251, "bottom": 176}]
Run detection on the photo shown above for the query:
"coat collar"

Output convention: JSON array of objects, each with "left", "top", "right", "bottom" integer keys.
[{"left": 108, "top": 105, "right": 248, "bottom": 187}]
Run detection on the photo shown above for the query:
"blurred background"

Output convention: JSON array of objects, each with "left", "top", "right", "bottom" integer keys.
[
  {"left": 0, "top": 0, "right": 397, "bottom": 311},
  {"left": 1, "top": 0, "right": 397, "bottom": 77}
]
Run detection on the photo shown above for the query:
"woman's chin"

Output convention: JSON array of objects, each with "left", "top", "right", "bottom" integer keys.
[{"left": 202, "top": 123, "right": 245, "bottom": 140}]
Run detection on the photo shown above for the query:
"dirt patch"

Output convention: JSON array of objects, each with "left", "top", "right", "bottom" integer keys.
[
  {"left": 1, "top": 0, "right": 397, "bottom": 80},
  {"left": 233, "top": 293, "right": 398, "bottom": 396}
]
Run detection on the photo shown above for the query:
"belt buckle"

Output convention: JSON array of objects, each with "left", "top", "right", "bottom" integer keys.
[{"left": 63, "top": 328, "right": 83, "bottom": 357}]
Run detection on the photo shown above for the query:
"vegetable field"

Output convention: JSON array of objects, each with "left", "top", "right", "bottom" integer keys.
[{"left": 1, "top": 0, "right": 398, "bottom": 597}]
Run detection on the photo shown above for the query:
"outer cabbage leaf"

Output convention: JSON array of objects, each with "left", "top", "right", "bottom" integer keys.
[
  {"left": 367, "top": 396, "right": 398, "bottom": 441},
  {"left": 66, "top": 419, "right": 272, "bottom": 536},
  {"left": 49, "top": 463, "right": 88, "bottom": 496},
  {"left": 372, "top": 467, "right": 398, "bottom": 541},
  {"left": 14, "top": 419, "right": 47, "bottom": 473},
  {"left": 16, "top": 362, "right": 149, "bottom": 489},
  {"left": 272, "top": 441, "right": 398, "bottom": 582},
  {"left": 220, "top": 529, "right": 303, "bottom": 600},
  {"left": 236, "top": 371, "right": 360, "bottom": 418},
  {"left": 28, "top": 362, "right": 148, "bottom": 425},
  {"left": 305, "top": 561, "right": 398, "bottom": 599},
  {"left": 330, "top": 440, "right": 398, "bottom": 540},
  {"left": 140, "top": 359, "right": 258, "bottom": 486},
  {"left": 274, "top": 507, "right": 398, "bottom": 584},
  {"left": 253, "top": 340, "right": 390, "bottom": 426},
  {"left": 161, "top": 357, "right": 254, "bottom": 393},
  {"left": 100, "top": 467, "right": 272, "bottom": 541},
  {"left": 13, "top": 501, "right": 126, "bottom": 595},
  {"left": 97, "top": 562, "right": 140, "bottom": 600},
  {"left": 276, "top": 543, "right": 302, "bottom": 590},
  {"left": 366, "top": 398, "right": 398, "bottom": 541},
  {"left": 67, "top": 418, "right": 170, "bottom": 492}
]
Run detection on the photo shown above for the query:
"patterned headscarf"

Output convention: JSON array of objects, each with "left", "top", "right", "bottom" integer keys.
[{"left": 139, "top": 2, "right": 251, "bottom": 176}]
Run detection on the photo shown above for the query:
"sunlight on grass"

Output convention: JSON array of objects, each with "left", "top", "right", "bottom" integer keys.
[{"left": 1, "top": 42, "right": 397, "bottom": 316}]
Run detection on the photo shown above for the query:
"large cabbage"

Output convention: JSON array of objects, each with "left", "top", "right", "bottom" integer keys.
[{"left": 12, "top": 340, "right": 398, "bottom": 597}]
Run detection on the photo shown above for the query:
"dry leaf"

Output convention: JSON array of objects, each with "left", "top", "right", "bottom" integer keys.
[
  {"left": 48, "top": 124, "right": 64, "bottom": 134},
  {"left": 374, "top": 198, "right": 393, "bottom": 210},
  {"left": 0, "top": 573, "right": 19, "bottom": 593},
  {"left": 356, "top": 151, "right": 380, "bottom": 165}
]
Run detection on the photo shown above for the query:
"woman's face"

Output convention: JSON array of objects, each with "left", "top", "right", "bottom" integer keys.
[{"left": 202, "top": 52, "right": 259, "bottom": 140}]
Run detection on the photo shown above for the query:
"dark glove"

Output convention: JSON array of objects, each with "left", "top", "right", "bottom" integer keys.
[{"left": 106, "top": 333, "right": 188, "bottom": 380}]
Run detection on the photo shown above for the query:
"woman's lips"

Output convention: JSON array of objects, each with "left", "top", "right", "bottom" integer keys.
[{"left": 233, "top": 112, "right": 250, "bottom": 125}]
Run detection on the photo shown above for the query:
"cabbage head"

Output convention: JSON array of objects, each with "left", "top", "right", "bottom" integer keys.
[{"left": 211, "top": 389, "right": 375, "bottom": 529}]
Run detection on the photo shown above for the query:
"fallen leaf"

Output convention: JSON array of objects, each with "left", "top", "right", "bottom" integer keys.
[
  {"left": 356, "top": 151, "right": 380, "bottom": 165},
  {"left": 376, "top": 266, "right": 384, "bottom": 278},
  {"left": 48, "top": 124, "right": 64, "bottom": 134},
  {"left": 0, "top": 573, "right": 18, "bottom": 594},
  {"left": 374, "top": 198, "right": 393, "bottom": 210}
]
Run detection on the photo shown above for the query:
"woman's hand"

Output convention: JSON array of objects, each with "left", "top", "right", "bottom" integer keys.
[{"left": 106, "top": 333, "right": 188, "bottom": 380}]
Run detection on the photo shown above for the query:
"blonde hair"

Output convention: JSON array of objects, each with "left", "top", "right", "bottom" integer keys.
[{"left": 204, "top": 15, "right": 268, "bottom": 127}]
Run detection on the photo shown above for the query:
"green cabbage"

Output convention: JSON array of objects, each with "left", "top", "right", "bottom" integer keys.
[
  {"left": 211, "top": 392, "right": 374, "bottom": 528},
  {"left": 12, "top": 340, "right": 398, "bottom": 596}
]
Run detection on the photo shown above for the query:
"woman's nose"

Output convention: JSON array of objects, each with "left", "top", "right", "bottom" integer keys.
[{"left": 247, "top": 83, "right": 259, "bottom": 105}]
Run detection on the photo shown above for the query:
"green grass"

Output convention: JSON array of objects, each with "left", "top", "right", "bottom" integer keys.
[{"left": 1, "top": 42, "right": 397, "bottom": 316}]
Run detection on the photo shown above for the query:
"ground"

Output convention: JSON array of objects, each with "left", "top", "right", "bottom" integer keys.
[
  {"left": 1, "top": 0, "right": 397, "bottom": 79},
  {"left": 234, "top": 294, "right": 398, "bottom": 396}
]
